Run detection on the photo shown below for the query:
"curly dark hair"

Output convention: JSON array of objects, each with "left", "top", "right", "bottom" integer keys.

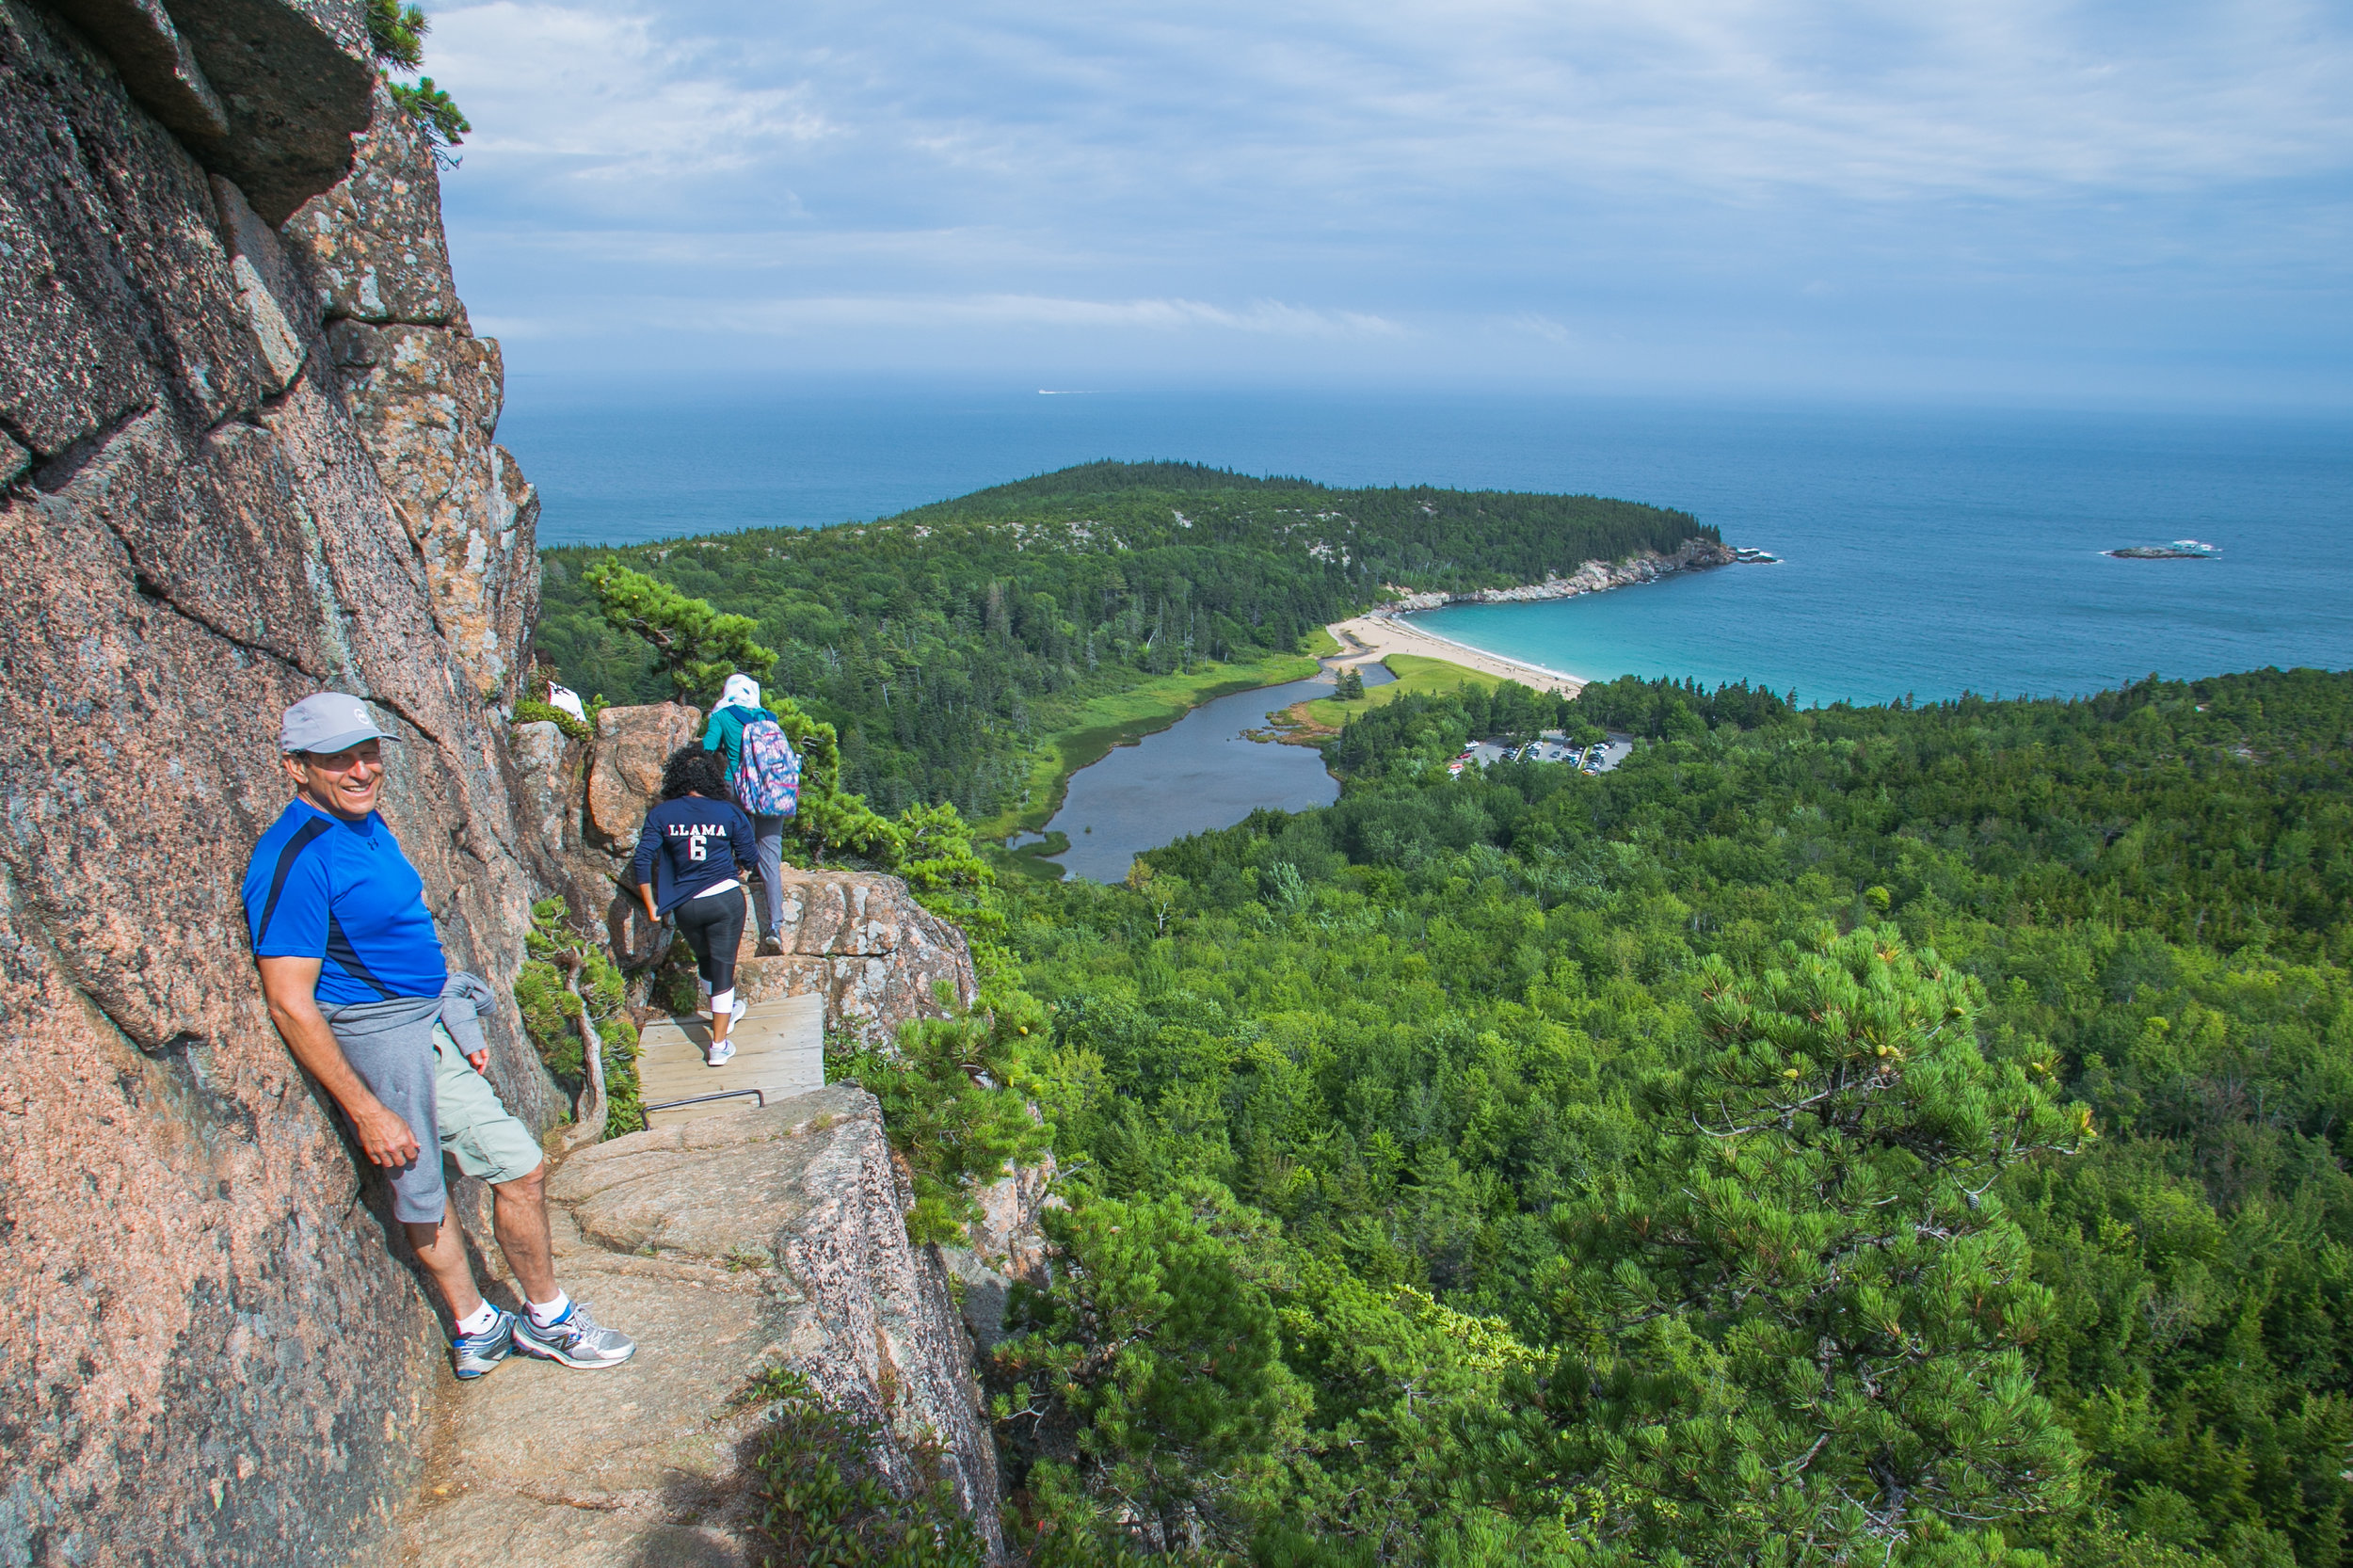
[{"left": 660, "top": 744, "right": 728, "bottom": 802}]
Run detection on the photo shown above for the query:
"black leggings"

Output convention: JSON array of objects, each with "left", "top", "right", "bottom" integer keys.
[{"left": 673, "top": 886, "right": 745, "bottom": 994}]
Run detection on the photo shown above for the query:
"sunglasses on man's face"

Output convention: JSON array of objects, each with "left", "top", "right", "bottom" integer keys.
[{"left": 299, "top": 746, "right": 383, "bottom": 774}]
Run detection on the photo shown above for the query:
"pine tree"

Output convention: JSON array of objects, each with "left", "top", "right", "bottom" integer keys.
[
  {"left": 991, "top": 1185, "right": 1311, "bottom": 1555},
  {"left": 1540, "top": 926, "right": 2089, "bottom": 1564},
  {"left": 583, "top": 561, "right": 776, "bottom": 703}
]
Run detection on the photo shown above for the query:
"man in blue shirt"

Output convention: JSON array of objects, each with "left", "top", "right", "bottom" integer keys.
[{"left": 243, "top": 693, "right": 635, "bottom": 1379}]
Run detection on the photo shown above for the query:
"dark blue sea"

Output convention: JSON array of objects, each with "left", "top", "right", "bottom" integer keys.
[{"left": 502, "top": 384, "right": 2351, "bottom": 706}]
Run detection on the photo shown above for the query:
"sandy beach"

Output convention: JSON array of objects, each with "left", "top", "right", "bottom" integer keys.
[{"left": 1330, "top": 613, "right": 1588, "bottom": 695}]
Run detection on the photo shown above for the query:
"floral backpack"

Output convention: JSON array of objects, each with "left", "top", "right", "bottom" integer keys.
[{"left": 731, "top": 715, "right": 802, "bottom": 818}]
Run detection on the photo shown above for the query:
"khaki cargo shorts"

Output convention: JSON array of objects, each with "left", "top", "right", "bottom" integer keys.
[{"left": 431, "top": 1023, "right": 544, "bottom": 1187}]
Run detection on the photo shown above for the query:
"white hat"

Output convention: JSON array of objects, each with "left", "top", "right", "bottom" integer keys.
[{"left": 280, "top": 693, "right": 396, "bottom": 755}]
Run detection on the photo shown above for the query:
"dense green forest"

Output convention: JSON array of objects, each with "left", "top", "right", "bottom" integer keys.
[
  {"left": 533, "top": 462, "right": 1709, "bottom": 820},
  {"left": 530, "top": 470, "right": 2350, "bottom": 1562},
  {"left": 921, "top": 665, "right": 2352, "bottom": 1565}
]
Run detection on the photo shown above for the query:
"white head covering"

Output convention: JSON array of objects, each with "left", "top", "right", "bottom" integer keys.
[{"left": 720, "top": 673, "right": 761, "bottom": 711}]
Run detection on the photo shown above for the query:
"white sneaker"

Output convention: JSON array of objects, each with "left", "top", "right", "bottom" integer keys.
[{"left": 708, "top": 999, "right": 745, "bottom": 1066}]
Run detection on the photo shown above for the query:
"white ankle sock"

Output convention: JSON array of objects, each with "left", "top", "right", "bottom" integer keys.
[
  {"left": 455, "top": 1301, "right": 500, "bottom": 1336},
  {"left": 528, "top": 1290, "right": 570, "bottom": 1328},
  {"left": 710, "top": 987, "right": 735, "bottom": 1016}
]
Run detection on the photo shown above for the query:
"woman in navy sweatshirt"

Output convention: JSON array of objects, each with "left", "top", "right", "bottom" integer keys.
[{"left": 632, "top": 746, "right": 760, "bottom": 1065}]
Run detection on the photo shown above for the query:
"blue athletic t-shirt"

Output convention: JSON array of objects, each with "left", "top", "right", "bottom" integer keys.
[{"left": 242, "top": 799, "right": 449, "bottom": 1005}]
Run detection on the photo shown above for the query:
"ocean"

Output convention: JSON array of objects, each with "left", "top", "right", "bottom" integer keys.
[{"left": 502, "top": 385, "right": 2351, "bottom": 706}]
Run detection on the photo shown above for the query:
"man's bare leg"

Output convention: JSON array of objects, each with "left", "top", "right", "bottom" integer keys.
[
  {"left": 404, "top": 1164, "right": 555, "bottom": 1321},
  {"left": 500, "top": 1158, "right": 635, "bottom": 1367},
  {"left": 406, "top": 1213, "right": 485, "bottom": 1321},
  {"left": 491, "top": 1161, "right": 558, "bottom": 1305}
]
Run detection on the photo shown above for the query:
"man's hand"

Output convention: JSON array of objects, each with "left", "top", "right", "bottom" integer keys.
[
  {"left": 348, "top": 1099, "right": 423, "bottom": 1167},
  {"left": 639, "top": 883, "right": 661, "bottom": 923},
  {"left": 257, "top": 956, "right": 421, "bottom": 1163},
  {"left": 466, "top": 1047, "right": 489, "bottom": 1074}
]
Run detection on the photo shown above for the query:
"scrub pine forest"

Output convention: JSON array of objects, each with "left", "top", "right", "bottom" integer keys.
[{"left": 534, "top": 467, "right": 2353, "bottom": 1567}]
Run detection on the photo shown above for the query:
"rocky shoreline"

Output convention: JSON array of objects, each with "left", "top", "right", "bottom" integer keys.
[{"left": 1378, "top": 536, "right": 1737, "bottom": 613}]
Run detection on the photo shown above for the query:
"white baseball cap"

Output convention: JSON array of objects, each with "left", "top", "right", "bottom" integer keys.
[{"left": 280, "top": 693, "right": 398, "bottom": 755}]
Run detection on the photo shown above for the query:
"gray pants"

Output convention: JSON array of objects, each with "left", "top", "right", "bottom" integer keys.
[{"left": 750, "top": 812, "right": 786, "bottom": 942}]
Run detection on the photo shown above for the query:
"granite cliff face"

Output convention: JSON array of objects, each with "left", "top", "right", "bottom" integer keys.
[
  {"left": 0, "top": 3, "right": 552, "bottom": 1560},
  {"left": 0, "top": 9, "right": 1009, "bottom": 1564},
  {"left": 286, "top": 82, "right": 542, "bottom": 708}
]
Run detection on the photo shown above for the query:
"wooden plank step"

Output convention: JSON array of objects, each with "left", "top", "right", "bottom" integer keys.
[{"left": 635, "top": 993, "right": 824, "bottom": 1127}]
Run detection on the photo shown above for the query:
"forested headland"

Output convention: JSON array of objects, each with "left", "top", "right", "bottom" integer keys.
[{"left": 532, "top": 462, "right": 1708, "bottom": 825}]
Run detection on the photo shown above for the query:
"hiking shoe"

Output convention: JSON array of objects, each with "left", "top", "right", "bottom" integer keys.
[
  {"left": 756, "top": 936, "right": 785, "bottom": 957},
  {"left": 451, "top": 1308, "right": 518, "bottom": 1381},
  {"left": 708, "top": 1036, "right": 737, "bottom": 1068},
  {"left": 512, "top": 1301, "right": 635, "bottom": 1369}
]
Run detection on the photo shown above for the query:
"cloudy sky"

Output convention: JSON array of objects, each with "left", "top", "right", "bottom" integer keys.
[{"left": 417, "top": 0, "right": 2353, "bottom": 405}]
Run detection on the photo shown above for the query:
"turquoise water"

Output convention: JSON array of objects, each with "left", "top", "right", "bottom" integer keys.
[
  {"left": 1413, "top": 409, "right": 2353, "bottom": 705},
  {"left": 501, "top": 386, "right": 2352, "bottom": 705}
]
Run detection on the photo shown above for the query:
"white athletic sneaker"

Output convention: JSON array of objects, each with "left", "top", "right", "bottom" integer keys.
[
  {"left": 708, "top": 1000, "right": 745, "bottom": 1066},
  {"left": 511, "top": 1301, "right": 635, "bottom": 1369}
]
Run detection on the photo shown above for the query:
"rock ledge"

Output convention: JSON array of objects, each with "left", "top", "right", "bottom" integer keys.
[{"left": 401, "top": 1084, "right": 1002, "bottom": 1565}]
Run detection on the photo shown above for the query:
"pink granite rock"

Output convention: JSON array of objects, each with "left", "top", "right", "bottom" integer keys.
[
  {"left": 280, "top": 81, "right": 460, "bottom": 328},
  {"left": 286, "top": 83, "right": 539, "bottom": 708},
  {"left": 0, "top": 15, "right": 553, "bottom": 1560},
  {"left": 728, "top": 869, "right": 980, "bottom": 1045},
  {"left": 405, "top": 1087, "right": 1003, "bottom": 1564},
  {"left": 584, "top": 702, "right": 701, "bottom": 850}
]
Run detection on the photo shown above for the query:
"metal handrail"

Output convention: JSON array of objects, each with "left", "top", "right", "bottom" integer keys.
[{"left": 641, "top": 1086, "right": 769, "bottom": 1115}]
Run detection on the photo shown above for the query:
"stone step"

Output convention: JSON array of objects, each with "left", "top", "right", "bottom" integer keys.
[
  {"left": 634, "top": 994, "right": 824, "bottom": 1127},
  {"left": 402, "top": 1087, "right": 1002, "bottom": 1563}
]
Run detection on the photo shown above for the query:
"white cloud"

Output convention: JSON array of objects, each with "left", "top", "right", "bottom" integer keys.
[
  {"left": 427, "top": 0, "right": 2353, "bottom": 204},
  {"left": 421, "top": 0, "right": 2353, "bottom": 397},
  {"left": 467, "top": 292, "right": 1409, "bottom": 349},
  {"left": 1505, "top": 314, "right": 1577, "bottom": 344},
  {"left": 424, "top": 1, "right": 832, "bottom": 183}
]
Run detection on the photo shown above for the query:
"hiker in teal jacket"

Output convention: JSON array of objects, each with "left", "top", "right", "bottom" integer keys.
[{"left": 704, "top": 673, "right": 787, "bottom": 955}]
